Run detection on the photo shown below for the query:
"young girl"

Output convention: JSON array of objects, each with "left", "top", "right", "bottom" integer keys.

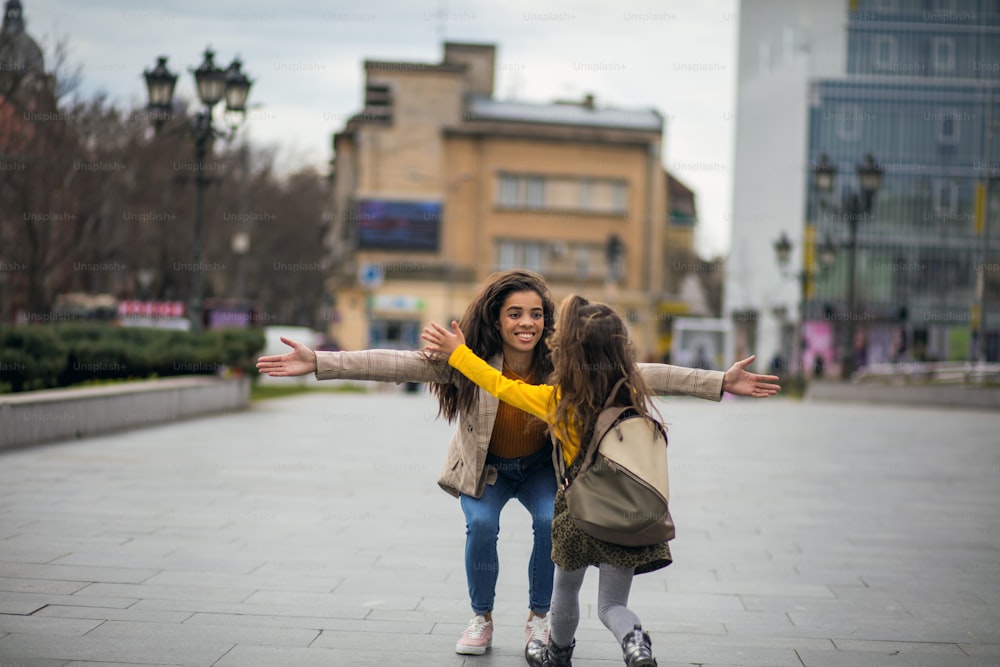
[
  {"left": 259, "top": 271, "right": 779, "bottom": 661},
  {"left": 422, "top": 295, "right": 770, "bottom": 667}
]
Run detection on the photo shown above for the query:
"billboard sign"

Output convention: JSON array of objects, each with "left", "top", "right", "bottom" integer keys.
[{"left": 355, "top": 200, "right": 441, "bottom": 251}]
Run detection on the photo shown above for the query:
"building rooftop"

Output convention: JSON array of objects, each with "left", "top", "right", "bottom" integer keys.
[{"left": 465, "top": 95, "right": 662, "bottom": 132}]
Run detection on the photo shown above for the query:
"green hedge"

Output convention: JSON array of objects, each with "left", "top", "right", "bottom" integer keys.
[{"left": 0, "top": 325, "right": 266, "bottom": 393}]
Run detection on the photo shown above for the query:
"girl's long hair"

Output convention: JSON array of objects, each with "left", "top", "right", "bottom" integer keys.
[
  {"left": 547, "top": 294, "right": 659, "bottom": 445},
  {"left": 430, "top": 269, "right": 556, "bottom": 422}
]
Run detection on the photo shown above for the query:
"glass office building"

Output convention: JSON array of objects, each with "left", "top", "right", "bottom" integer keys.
[{"left": 800, "top": 0, "right": 1000, "bottom": 369}]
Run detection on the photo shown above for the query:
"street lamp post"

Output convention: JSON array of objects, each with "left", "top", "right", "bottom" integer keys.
[
  {"left": 142, "top": 48, "right": 252, "bottom": 331},
  {"left": 811, "top": 152, "right": 883, "bottom": 379},
  {"left": 773, "top": 230, "right": 836, "bottom": 383}
]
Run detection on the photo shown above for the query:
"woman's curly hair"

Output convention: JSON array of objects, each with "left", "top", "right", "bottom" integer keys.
[{"left": 430, "top": 269, "right": 556, "bottom": 422}]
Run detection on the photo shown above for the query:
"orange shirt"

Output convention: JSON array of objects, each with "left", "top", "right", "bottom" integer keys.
[{"left": 488, "top": 363, "right": 549, "bottom": 458}]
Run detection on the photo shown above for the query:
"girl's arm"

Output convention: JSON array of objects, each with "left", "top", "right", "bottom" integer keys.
[
  {"left": 422, "top": 321, "right": 555, "bottom": 420},
  {"left": 257, "top": 336, "right": 453, "bottom": 384}
]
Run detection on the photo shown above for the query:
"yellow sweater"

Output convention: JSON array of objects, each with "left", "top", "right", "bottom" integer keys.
[{"left": 449, "top": 344, "right": 582, "bottom": 465}]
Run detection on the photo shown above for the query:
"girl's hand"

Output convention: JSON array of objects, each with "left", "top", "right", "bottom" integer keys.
[
  {"left": 421, "top": 320, "right": 465, "bottom": 358},
  {"left": 256, "top": 337, "right": 318, "bottom": 376},
  {"left": 722, "top": 355, "right": 781, "bottom": 397}
]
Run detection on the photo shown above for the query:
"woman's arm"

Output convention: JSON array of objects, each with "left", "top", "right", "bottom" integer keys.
[
  {"left": 638, "top": 364, "right": 724, "bottom": 401},
  {"left": 639, "top": 356, "right": 780, "bottom": 401},
  {"left": 257, "top": 337, "right": 453, "bottom": 384}
]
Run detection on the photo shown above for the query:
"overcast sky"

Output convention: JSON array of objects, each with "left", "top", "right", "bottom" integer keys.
[{"left": 24, "top": 0, "right": 740, "bottom": 257}]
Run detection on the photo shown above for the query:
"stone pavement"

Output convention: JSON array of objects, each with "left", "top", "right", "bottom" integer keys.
[{"left": 1, "top": 390, "right": 998, "bottom": 667}]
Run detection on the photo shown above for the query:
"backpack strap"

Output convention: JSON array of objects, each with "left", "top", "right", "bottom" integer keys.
[
  {"left": 577, "top": 376, "right": 632, "bottom": 478},
  {"left": 553, "top": 376, "right": 652, "bottom": 485},
  {"left": 551, "top": 431, "right": 568, "bottom": 488},
  {"left": 604, "top": 376, "right": 630, "bottom": 410}
]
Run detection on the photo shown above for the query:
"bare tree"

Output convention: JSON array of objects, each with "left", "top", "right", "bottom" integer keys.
[{"left": 2, "top": 37, "right": 329, "bottom": 327}]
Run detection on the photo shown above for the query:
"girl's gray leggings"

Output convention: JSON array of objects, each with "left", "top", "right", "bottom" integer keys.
[{"left": 548, "top": 562, "right": 641, "bottom": 646}]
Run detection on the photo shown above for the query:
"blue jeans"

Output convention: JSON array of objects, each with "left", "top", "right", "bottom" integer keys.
[{"left": 460, "top": 446, "right": 557, "bottom": 615}]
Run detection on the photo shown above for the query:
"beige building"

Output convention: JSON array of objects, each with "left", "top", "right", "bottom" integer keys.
[{"left": 325, "top": 43, "right": 698, "bottom": 359}]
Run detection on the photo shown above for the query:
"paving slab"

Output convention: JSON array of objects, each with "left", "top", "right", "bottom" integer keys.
[
  {"left": 0, "top": 393, "right": 998, "bottom": 666},
  {"left": 0, "top": 614, "right": 103, "bottom": 637},
  {"left": 0, "top": 633, "right": 234, "bottom": 665}
]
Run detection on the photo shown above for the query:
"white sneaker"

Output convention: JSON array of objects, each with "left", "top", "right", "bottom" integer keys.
[
  {"left": 524, "top": 615, "right": 549, "bottom": 665},
  {"left": 525, "top": 614, "right": 549, "bottom": 644},
  {"left": 456, "top": 614, "right": 493, "bottom": 655}
]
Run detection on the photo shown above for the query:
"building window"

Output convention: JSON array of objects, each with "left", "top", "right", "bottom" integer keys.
[
  {"left": 497, "top": 240, "right": 517, "bottom": 269},
  {"left": 932, "top": 180, "right": 959, "bottom": 218},
  {"left": 837, "top": 104, "right": 862, "bottom": 141},
  {"left": 496, "top": 240, "right": 611, "bottom": 278},
  {"left": 497, "top": 174, "right": 547, "bottom": 208},
  {"left": 580, "top": 178, "right": 593, "bottom": 209},
  {"left": 363, "top": 83, "right": 393, "bottom": 123},
  {"left": 932, "top": 37, "right": 955, "bottom": 73},
  {"left": 496, "top": 174, "right": 625, "bottom": 215},
  {"left": 495, "top": 239, "right": 545, "bottom": 272},
  {"left": 873, "top": 36, "right": 897, "bottom": 72},
  {"left": 916, "top": 252, "right": 968, "bottom": 291},
  {"left": 523, "top": 243, "right": 542, "bottom": 271},
  {"left": 526, "top": 177, "right": 545, "bottom": 209},
  {"left": 936, "top": 109, "right": 960, "bottom": 145},
  {"left": 499, "top": 175, "right": 520, "bottom": 206},
  {"left": 611, "top": 182, "right": 627, "bottom": 213}
]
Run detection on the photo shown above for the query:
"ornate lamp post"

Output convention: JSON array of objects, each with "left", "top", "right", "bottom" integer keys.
[{"left": 142, "top": 48, "right": 253, "bottom": 331}]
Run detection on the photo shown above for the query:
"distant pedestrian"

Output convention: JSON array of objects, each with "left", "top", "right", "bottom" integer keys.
[
  {"left": 422, "top": 294, "right": 779, "bottom": 666},
  {"left": 257, "top": 270, "right": 780, "bottom": 663}
]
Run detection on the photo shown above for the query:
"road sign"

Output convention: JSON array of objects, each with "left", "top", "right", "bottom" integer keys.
[{"left": 358, "top": 263, "right": 384, "bottom": 289}]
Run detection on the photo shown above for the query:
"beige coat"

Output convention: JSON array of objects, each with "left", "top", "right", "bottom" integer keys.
[{"left": 315, "top": 349, "right": 724, "bottom": 499}]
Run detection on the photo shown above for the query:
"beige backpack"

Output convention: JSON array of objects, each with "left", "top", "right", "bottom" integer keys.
[{"left": 553, "top": 377, "right": 674, "bottom": 547}]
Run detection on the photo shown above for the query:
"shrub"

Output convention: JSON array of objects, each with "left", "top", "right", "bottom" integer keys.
[
  {"left": 0, "top": 327, "right": 67, "bottom": 391},
  {"left": 0, "top": 325, "right": 267, "bottom": 393}
]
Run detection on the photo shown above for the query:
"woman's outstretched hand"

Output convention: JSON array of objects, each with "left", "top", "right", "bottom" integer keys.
[
  {"left": 256, "top": 337, "right": 318, "bottom": 377},
  {"left": 421, "top": 320, "right": 466, "bottom": 359},
  {"left": 722, "top": 355, "right": 781, "bottom": 398}
]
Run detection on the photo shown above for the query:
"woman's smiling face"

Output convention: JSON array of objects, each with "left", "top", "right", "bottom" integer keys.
[{"left": 497, "top": 290, "right": 545, "bottom": 357}]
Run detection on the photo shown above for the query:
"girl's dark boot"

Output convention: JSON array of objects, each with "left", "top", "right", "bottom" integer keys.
[
  {"left": 539, "top": 638, "right": 575, "bottom": 667},
  {"left": 621, "top": 625, "right": 657, "bottom": 667}
]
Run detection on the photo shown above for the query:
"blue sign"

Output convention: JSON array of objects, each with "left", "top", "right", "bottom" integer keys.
[{"left": 358, "top": 263, "right": 384, "bottom": 288}]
